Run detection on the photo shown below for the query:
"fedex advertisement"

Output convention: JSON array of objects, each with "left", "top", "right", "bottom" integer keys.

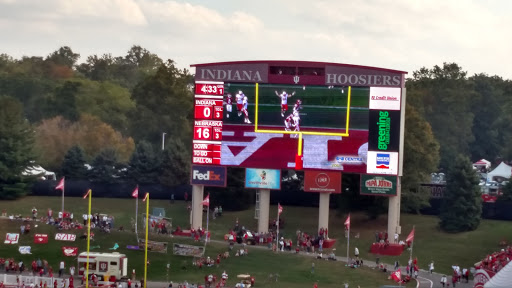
[
  {"left": 190, "top": 165, "right": 227, "bottom": 187},
  {"left": 245, "top": 168, "right": 281, "bottom": 190}
]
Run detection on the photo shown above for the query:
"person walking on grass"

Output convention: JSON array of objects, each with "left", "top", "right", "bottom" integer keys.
[{"left": 429, "top": 261, "right": 434, "bottom": 274}]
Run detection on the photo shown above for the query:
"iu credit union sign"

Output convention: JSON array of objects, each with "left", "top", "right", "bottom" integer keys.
[
  {"left": 304, "top": 171, "right": 342, "bottom": 193},
  {"left": 360, "top": 174, "right": 397, "bottom": 196}
]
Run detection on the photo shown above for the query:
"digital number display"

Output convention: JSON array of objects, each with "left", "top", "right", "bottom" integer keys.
[
  {"left": 195, "top": 83, "right": 224, "bottom": 96},
  {"left": 192, "top": 82, "right": 225, "bottom": 165}
]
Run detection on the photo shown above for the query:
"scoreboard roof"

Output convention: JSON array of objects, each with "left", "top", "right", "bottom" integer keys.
[
  {"left": 191, "top": 60, "right": 407, "bottom": 87},
  {"left": 191, "top": 60, "right": 407, "bottom": 74}
]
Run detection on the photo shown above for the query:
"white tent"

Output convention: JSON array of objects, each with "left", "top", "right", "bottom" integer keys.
[
  {"left": 484, "top": 261, "right": 512, "bottom": 288},
  {"left": 22, "top": 165, "right": 56, "bottom": 180},
  {"left": 487, "top": 162, "right": 512, "bottom": 182}
]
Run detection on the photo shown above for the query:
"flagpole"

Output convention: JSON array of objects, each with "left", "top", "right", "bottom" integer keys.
[
  {"left": 346, "top": 214, "right": 350, "bottom": 264},
  {"left": 205, "top": 199, "right": 210, "bottom": 243},
  {"left": 409, "top": 225, "right": 415, "bottom": 261},
  {"left": 144, "top": 194, "right": 149, "bottom": 288},
  {"left": 85, "top": 189, "right": 91, "bottom": 288},
  {"left": 276, "top": 203, "right": 280, "bottom": 252},
  {"left": 61, "top": 177, "right": 65, "bottom": 217},
  {"left": 135, "top": 186, "right": 139, "bottom": 241}
]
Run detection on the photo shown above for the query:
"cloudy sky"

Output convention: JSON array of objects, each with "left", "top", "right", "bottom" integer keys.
[{"left": 1, "top": 0, "right": 511, "bottom": 78}]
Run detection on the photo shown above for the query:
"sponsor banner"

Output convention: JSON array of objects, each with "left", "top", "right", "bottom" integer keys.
[
  {"left": 19, "top": 246, "right": 32, "bottom": 254},
  {"left": 304, "top": 171, "right": 342, "bottom": 193},
  {"left": 138, "top": 239, "right": 168, "bottom": 253},
  {"left": 190, "top": 165, "right": 227, "bottom": 187},
  {"left": 360, "top": 174, "right": 397, "bottom": 196},
  {"left": 62, "top": 247, "right": 78, "bottom": 256},
  {"left": 366, "top": 151, "right": 399, "bottom": 175},
  {"left": 173, "top": 243, "right": 205, "bottom": 257},
  {"left": 221, "top": 125, "right": 369, "bottom": 173},
  {"left": 368, "top": 110, "right": 400, "bottom": 152},
  {"left": 4, "top": 233, "right": 19, "bottom": 244},
  {"left": 245, "top": 168, "right": 281, "bottom": 190},
  {"left": 55, "top": 233, "right": 76, "bottom": 242},
  {"left": 34, "top": 234, "right": 49, "bottom": 244},
  {"left": 369, "top": 87, "right": 402, "bottom": 110},
  {"left": 473, "top": 269, "right": 495, "bottom": 288}
]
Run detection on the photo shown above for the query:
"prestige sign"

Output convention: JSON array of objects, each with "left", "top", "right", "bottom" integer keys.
[
  {"left": 360, "top": 174, "right": 397, "bottom": 196},
  {"left": 190, "top": 165, "right": 227, "bottom": 187},
  {"left": 304, "top": 171, "right": 342, "bottom": 193}
]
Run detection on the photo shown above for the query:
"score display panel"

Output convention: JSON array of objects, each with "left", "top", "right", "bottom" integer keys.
[
  {"left": 193, "top": 81, "right": 402, "bottom": 175},
  {"left": 192, "top": 81, "right": 225, "bottom": 165}
]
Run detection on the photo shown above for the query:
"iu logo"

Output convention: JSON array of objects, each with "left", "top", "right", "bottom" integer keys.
[{"left": 293, "top": 75, "right": 300, "bottom": 84}]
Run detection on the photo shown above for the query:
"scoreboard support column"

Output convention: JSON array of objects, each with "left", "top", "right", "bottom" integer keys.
[
  {"left": 191, "top": 185, "right": 204, "bottom": 229},
  {"left": 257, "top": 189, "right": 270, "bottom": 234},
  {"left": 387, "top": 177, "right": 402, "bottom": 239},
  {"left": 318, "top": 193, "right": 330, "bottom": 237}
]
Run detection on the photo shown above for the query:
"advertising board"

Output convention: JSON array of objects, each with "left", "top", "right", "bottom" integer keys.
[
  {"left": 191, "top": 61, "right": 406, "bottom": 176},
  {"left": 190, "top": 165, "right": 227, "bottom": 187},
  {"left": 4, "top": 233, "right": 19, "bottom": 244},
  {"left": 245, "top": 168, "right": 281, "bottom": 190},
  {"left": 173, "top": 243, "right": 204, "bottom": 257},
  {"left": 360, "top": 174, "right": 397, "bottom": 196},
  {"left": 304, "top": 171, "right": 342, "bottom": 193}
]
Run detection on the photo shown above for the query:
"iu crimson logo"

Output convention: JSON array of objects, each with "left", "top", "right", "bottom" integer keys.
[{"left": 315, "top": 173, "right": 330, "bottom": 188}]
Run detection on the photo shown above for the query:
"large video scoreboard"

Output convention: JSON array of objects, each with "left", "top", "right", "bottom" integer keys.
[{"left": 191, "top": 61, "right": 407, "bottom": 175}]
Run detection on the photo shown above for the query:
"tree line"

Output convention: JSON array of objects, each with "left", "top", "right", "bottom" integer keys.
[{"left": 2, "top": 47, "right": 512, "bottom": 232}]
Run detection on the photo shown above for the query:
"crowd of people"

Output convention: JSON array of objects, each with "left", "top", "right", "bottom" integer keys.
[{"left": 475, "top": 246, "right": 512, "bottom": 273}]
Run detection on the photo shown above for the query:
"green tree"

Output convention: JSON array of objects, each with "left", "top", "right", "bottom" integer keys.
[
  {"left": 0, "top": 96, "right": 36, "bottom": 199},
  {"left": 61, "top": 146, "right": 88, "bottom": 180},
  {"left": 52, "top": 81, "right": 81, "bottom": 121},
  {"left": 46, "top": 46, "right": 80, "bottom": 68},
  {"left": 130, "top": 60, "right": 193, "bottom": 147},
  {"left": 408, "top": 63, "right": 475, "bottom": 170},
  {"left": 128, "top": 141, "right": 161, "bottom": 184},
  {"left": 88, "top": 148, "right": 121, "bottom": 184},
  {"left": 159, "top": 138, "right": 190, "bottom": 186},
  {"left": 401, "top": 103, "right": 440, "bottom": 213},
  {"left": 439, "top": 154, "right": 482, "bottom": 232}
]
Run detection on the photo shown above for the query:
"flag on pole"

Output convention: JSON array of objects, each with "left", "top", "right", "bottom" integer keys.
[
  {"left": 202, "top": 194, "right": 210, "bottom": 206},
  {"left": 278, "top": 203, "right": 283, "bottom": 215},
  {"left": 344, "top": 214, "right": 351, "bottom": 229},
  {"left": 142, "top": 192, "right": 149, "bottom": 202},
  {"left": 391, "top": 269, "right": 402, "bottom": 283},
  {"left": 406, "top": 227, "right": 415, "bottom": 243},
  {"left": 132, "top": 186, "right": 139, "bottom": 198},
  {"left": 55, "top": 177, "right": 65, "bottom": 190},
  {"left": 83, "top": 189, "right": 91, "bottom": 199}
]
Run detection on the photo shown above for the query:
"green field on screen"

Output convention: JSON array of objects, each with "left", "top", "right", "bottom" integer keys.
[{"left": 223, "top": 83, "right": 369, "bottom": 130}]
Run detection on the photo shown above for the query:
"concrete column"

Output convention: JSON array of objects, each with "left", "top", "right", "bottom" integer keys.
[
  {"left": 318, "top": 193, "right": 330, "bottom": 237},
  {"left": 387, "top": 177, "right": 402, "bottom": 239},
  {"left": 191, "top": 185, "right": 204, "bottom": 229},
  {"left": 257, "top": 189, "right": 270, "bottom": 233}
]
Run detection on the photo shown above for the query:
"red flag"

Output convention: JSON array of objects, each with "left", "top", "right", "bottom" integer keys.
[
  {"left": 83, "top": 189, "right": 90, "bottom": 199},
  {"left": 132, "top": 186, "right": 139, "bottom": 198},
  {"left": 406, "top": 227, "right": 415, "bottom": 243},
  {"left": 55, "top": 177, "right": 64, "bottom": 191},
  {"left": 202, "top": 194, "right": 210, "bottom": 206},
  {"left": 344, "top": 214, "right": 351, "bottom": 229},
  {"left": 142, "top": 192, "right": 149, "bottom": 202},
  {"left": 278, "top": 203, "right": 283, "bottom": 215},
  {"left": 391, "top": 269, "right": 402, "bottom": 283}
]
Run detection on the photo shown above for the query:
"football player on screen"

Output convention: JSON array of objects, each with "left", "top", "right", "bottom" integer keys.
[
  {"left": 224, "top": 93, "right": 233, "bottom": 118},
  {"left": 235, "top": 90, "right": 244, "bottom": 117},
  {"left": 293, "top": 99, "right": 302, "bottom": 113},
  {"left": 242, "top": 94, "right": 251, "bottom": 124},
  {"left": 275, "top": 90, "right": 296, "bottom": 117}
]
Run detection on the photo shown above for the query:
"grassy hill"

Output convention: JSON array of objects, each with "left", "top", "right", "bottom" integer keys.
[{"left": 0, "top": 196, "right": 510, "bottom": 286}]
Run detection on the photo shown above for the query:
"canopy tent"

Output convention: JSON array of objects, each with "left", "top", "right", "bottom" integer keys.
[
  {"left": 487, "top": 162, "right": 512, "bottom": 182},
  {"left": 474, "top": 159, "right": 492, "bottom": 169},
  {"left": 22, "top": 165, "right": 56, "bottom": 180},
  {"left": 484, "top": 261, "right": 512, "bottom": 288}
]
